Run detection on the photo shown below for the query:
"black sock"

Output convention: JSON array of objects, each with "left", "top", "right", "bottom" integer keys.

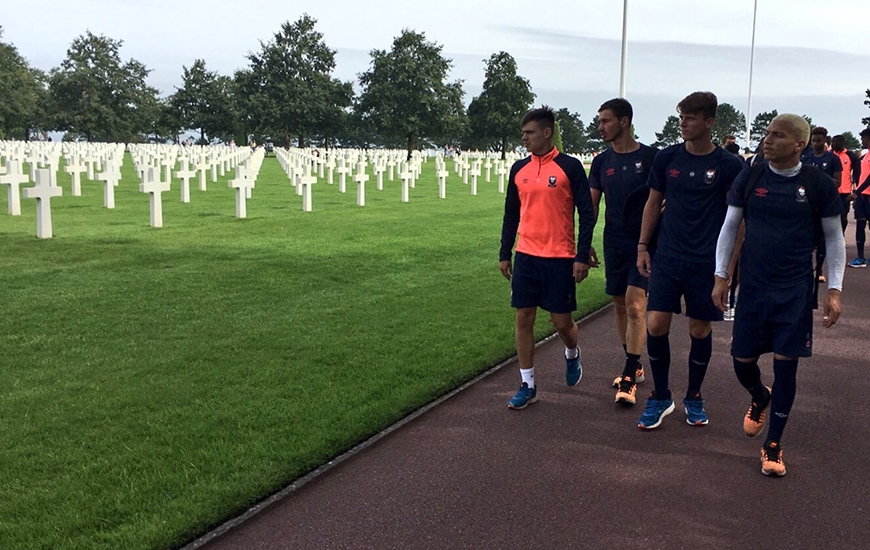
[
  {"left": 647, "top": 332, "right": 671, "bottom": 399},
  {"left": 686, "top": 333, "right": 712, "bottom": 398},
  {"left": 766, "top": 358, "right": 798, "bottom": 443},
  {"left": 733, "top": 357, "right": 770, "bottom": 405},
  {"left": 857, "top": 219, "right": 867, "bottom": 259},
  {"left": 623, "top": 353, "right": 641, "bottom": 379}
]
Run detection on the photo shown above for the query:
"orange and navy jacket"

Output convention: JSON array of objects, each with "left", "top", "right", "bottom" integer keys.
[
  {"left": 856, "top": 152, "right": 870, "bottom": 196},
  {"left": 500, "top": 147, "right": 594, "bottom": 263},
  {"left": 833, "top": 149, "right": 860, "bottom": 194}
]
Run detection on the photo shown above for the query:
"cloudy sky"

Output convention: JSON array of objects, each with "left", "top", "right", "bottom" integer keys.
[{"left": 5, "top": 0, "right": 869, "bottom": 145}]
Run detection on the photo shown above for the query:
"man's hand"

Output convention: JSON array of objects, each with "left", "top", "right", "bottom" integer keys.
[
  {"left": 712, "top": 275, "right": 730, "bottom": 311},
  {"left": 573, "top": 262, "right": 590, "bottom": 283},
  {"left": 823, "top": 289, "right": 842, "bottom": 328},
  {"left": 849, "top": 192, "right": 857, "bottom": 201},
  {"left": 636, "top": 249, "right": 651, "bottom": 278},
  {"left": 588, "top": 247, "right": 600, "bottom": 268},
  {"left": 499, "top": 260, "right": 512, "bottom": 280}
]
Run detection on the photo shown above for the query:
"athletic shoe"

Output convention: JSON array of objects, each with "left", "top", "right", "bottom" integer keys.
[
  {"left": 614, "top": 376, "right": 637, "bottom": 405},
  {"left": 637, "top": 393, "right": 675, "bottom": 429},
  {"left": 683, "top": 394, "right": 709, "bottom": 426},
  {"left": 744, "top": 386, "right": 772, "bottom": 437},
  {"left": 565, "top": 349, "right": 582, "bottom": 386},
  {"left": 508, "top": 383, "right": 538, "bottom": 410},
  {"left": 612, "top": 365, "right": 645, "bottom": 388},
  {"left": 848, "top": 257, "right": 867, "bottom": 268},
  {"left": 761, "top": 441, "right": 787, "bottom": 477}
]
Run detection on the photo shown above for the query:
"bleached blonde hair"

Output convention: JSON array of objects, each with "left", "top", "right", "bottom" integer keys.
[{"left": 772, "top": 114, "right": 810, "bottom": 145}]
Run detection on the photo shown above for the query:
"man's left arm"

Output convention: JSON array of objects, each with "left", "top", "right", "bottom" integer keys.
[
  {"left": 822, "top": 215, "right": 844, "bottom": 327},
  {"left": 571, "top": 162, "right": 594, "bottom": 282}
]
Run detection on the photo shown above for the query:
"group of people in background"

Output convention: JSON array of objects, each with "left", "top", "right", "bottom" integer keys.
[{"left": 499, "top": 92, "right": 867, "bottom": 476}]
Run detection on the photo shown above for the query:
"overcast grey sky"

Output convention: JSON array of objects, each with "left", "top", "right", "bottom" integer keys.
[{"left": 5, "top": 0, "right": 869, "bottom": 145}]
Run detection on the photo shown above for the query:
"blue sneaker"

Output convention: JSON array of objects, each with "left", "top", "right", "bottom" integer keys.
[
  {"left": 508, "top": 383, "right": 538, "bottom": 410},
  {"left": 684, "top": 394, "right": 709, "bottom": 426},
  {"left": 848, "top": 257, "right": 866, "bottom": 268},
  {"left": 637, "top": 394, "right": 675, "bottom": 429},
  {"left": 565, "top": 348, "right": 582, "bottom": 386}
]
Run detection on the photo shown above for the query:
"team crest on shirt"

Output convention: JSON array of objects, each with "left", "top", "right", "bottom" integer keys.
[
  {"left": 796, "top": 185, "right": 808, "bottom": 203},
  {"left": 822, "top": 162, "right": 828, "bottom": 169},
  {"left": 548, "top": 175, "right": 557, "bottom": 187},
  {"left": 704, "top": 169, "right": 717, "bottom": 184},
  {"left": 635, "top": 161, "right": 644, "bottom": 174},
  {"left": 606, "top": 167, "right": 616, "bottom": 176}
]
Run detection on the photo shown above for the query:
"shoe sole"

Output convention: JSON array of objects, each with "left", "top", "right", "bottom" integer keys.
[
  {"left": 508, "top": 395, "right": 538, "bottom": 410},
  {"left": 761, "top": 466, "right": 787, "bottom": 477},
  {"left": 638, "top": 401, "right": 675, "bottom": 429},
  {"left": 848, "top": 264, "right": 866, "bottom": 268},
  {"left": 615, "top": 394, "right": 636, "bottom": 406},
  {"left": 566, "top": 374, "right": 582, "bottom": 387}
]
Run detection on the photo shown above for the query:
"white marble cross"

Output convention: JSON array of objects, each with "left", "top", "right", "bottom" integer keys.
[
  {"left": 495, "top": 162, "right": 508, "bottom": 194},
  {"left": 64, "top": 157, "right": 87, "bottom": 196},
  {"left": 469, "top": 162, "right": 481, "bottom": 196},
  {"left": 400, "top": 170, "right": 412, "bottom": 203},
  {"left": 139, "top": 166, "right": 170, "bottom": 228},
  {"left": 1, "top": 160, "right": 29, "bottom": 215},
  {"left": 374, "top": 162, "right": 386, "bottom": 191},
  {"left": 176, "top": 159, "right": 196, "bottom": 203},
  {"left": 22, "top": 169, "right": 63, "bottom": 238},
  {"left": 485, "top": 158, "right": 493, "bottom": 182},
  {"left": 228, "top": 168, "right": 252, "bottom": 218},
  {"left": 336, "top": 160, "right": 350, "bottom": 193},
  {"left": 298, "top": 167, "right": 317, "bottom": 212},
  {"left": 353, "top": 162, "right": 369, "bottom": 207},
  {"left": 436, "top": 167, "right": 449, "bottom": 199},
  {"left": 97, "top": 168, "right": 121, "bottom": 209},
  {"left": 196, "top": 158, "right": 209, "bottom": 190}
]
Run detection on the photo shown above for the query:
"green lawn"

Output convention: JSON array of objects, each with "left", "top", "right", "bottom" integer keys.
[{"left": 0, "top": 153, "right": 608, "bottom": 549}]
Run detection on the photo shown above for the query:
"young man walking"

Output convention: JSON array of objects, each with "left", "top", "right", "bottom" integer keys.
[
  {"left": 635, "top": 91, "right": 746, "bottom": 429},
  {"left": 588, "top": 98, "right": 658, "bottom": 405},
  {"left": 830, "top": 134, "right": 861, "bottom": 233},
  {"left": 499, "top": 106, "right": 595, "bottom": 409},
  {"left": 713, "top": 114, "right": 844, "bottom": 476},
  {"left": 801, "top": 127, "right": 842, "bottom": 282},
  {"left": 847, "top": 129, "right": 870, "bottom": 267}
]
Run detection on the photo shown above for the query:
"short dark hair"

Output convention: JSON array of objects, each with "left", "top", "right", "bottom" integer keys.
[
  {"left": 677, "top": 91, "right": 718, "bottom": 120},
  {"left": 860, "top": 128, "right": 870, "bottom": 138},
  {"left": 811, "top": 126, "right": 828, "bottom": 137},
  {"left": 725, "top": 134, "right": 736, "bottom": 141},
  {"left": 598, "top": 98, "right": 633, "bottom": 123},
  {"left": 521, "top": 105, "right": 555, "bottom": 132}
]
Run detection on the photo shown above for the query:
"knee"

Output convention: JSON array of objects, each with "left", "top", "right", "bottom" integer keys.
[
  {"left": 550, "top": 315, "right": 576, "bottom": 333},
  {"left": 516, "top": 310, "right": 536, "bottom": 331},
  {"left": 688, "top": 323, "right": 712, "bottom": 339},
  {"left": 626, "top": 300, "right": 646, "bottom": 321}
]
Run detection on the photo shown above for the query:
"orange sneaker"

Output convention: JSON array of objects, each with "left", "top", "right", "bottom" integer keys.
[
  {"left": 743, "top": 386, "right": 772, "bottom": 437},
  {"left": 761, "top": 441, "right": 787, "bottom": 477},
  {"left": 612, "top": 366, "right": 645, "bottom": 388},
  {"left": 614, "top": 376, "right": 637, "bottom": 405}
]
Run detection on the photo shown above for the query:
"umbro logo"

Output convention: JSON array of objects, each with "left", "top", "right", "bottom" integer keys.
[
  {"left": 668, "top": 169, "right": 680, "bottom": 178},
  {"left": 606, "top": 168, "right": 616, "bottom": 176},
  {"left": 755, "top": 188, "right": 769, "bottom": 197}
]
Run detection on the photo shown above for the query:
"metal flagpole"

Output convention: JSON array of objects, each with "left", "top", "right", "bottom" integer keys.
[
  {"left": 619, "top": 0, "right": 629, "bottom": 98},
  {"left": 746, "top": 0, "right": 758, "bottom": 150}
]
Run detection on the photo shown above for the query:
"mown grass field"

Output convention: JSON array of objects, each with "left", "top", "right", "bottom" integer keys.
[{"left": 0, "top": 152, "right": 608, "bottom": 549}]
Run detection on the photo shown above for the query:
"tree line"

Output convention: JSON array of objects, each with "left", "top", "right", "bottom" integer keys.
[{"left": 1, "top": 16, "right": 867, "bottom": 155}]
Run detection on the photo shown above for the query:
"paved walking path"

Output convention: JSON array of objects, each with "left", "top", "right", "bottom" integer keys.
[{"left": 192, "top": 225, "right": 870, "bottom": 550}]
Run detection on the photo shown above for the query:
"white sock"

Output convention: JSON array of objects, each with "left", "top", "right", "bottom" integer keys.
[
  {"left": 520, "top": 367, "right": 535, "bottom": 388},
  {"left": 565, "top": 346, "right": 580, "bottom": 360}
]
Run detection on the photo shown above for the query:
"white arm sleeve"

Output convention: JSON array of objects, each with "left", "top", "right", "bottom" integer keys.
[
  {"left": 715, "top": 206, "right": 743, "bottom": 278},
  {"left": 823, "top": 215, "right": 845, "bottom": 291}
]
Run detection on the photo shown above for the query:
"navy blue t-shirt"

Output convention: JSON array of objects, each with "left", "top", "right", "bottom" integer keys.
[
  {"left": 588, "top": 144, "right": 658, "bottom": 242},
  {"left": 728, "top": 165, "right": 841, "bottom": 289},
  {"left": 800, "top": 150, "right": 842, "bottom": 179},
  {"left": 647, "top": 144, "right": 746, "bottom": 261}
]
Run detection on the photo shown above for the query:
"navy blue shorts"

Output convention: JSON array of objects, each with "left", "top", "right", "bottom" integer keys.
[
  {"left": 511, "top": 251, "right": 577, "bottom": 313},
  {"left": 603, "top": 236, "right": 648, "bottom": 296},
  {"left": 840, "top": 194, "right": 851, "bottom": 217},
  {"left": 647, "top": 253, "right": 722, "bottom": 321},
  {"left": 730, "top": 280, "right": 814, "bottom": 358},
  {"left": 854, "top": 195, "right": 870, "bottom": 220}
]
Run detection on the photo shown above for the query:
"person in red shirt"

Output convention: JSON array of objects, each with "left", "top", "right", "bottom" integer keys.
[
  {"left": 831, "top": 134, "right": 861, "bottom": 233},
  {"left": 499, "top": 106, "right": 595, "bottom": 409},
  {"left": 847, "top": 129, "right": 870, "bottom": 267}
]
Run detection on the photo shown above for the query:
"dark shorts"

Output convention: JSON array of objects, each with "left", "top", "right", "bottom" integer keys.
[
  {"left": 603, "top": 236, "right": 648, "bottom": 296},
  {"left": 647, "top": 253, "right": 722, "bottom": 321},
  {"left": 731, "top": 280, "right": 814, "bottom": 358},
  {"left": 511, "top": 251, "right": 577, "bottom": 313},
  {"left": 854, "top": 194, "right": 870, "bottom": 220}
]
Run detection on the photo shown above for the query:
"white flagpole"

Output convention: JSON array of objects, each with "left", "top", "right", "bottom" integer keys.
[
  {"left": 619, "top": 0, "right": 629, "bottom": 98},
  {"left": 746, "top": 0, "right": 759, "bottom": 150}
]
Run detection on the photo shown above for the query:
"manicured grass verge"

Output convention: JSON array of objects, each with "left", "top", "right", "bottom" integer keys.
[{"left": 0, "top": 153, "right": 607, "bottom": 549}]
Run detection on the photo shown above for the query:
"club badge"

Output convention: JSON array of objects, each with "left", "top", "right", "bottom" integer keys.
[
  {"left": 796, "top": 185, "right": 808, "bottom": 203},
  {"left": 704, "top": 169, "right": 717, "bottom": 185},
  {"left": 635, "top": 161, "right": 644, "bottom": 174},
  {"left": 548, "top": 175, "right": 557, "bottom": 187}
]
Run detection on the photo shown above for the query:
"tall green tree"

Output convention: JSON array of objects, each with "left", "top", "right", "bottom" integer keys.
[
  {"left": 356, "top": 29, "right": 464, "bottom": 158},
  {"left": 242, "top": 14, "right": 351, "bottom": 147},
  {"left": 169, "top": 59, "right": 236, "bottom": 144},
  {"left": 466, "top": 52, "right": 534, "bottom": 158},
  {"left": 652, "top": 115, "right": 681, "bottom": 148},
  {"left": 841, "top": 131, "right": 861, "bottom": 150},
  {"left": 556, "top": 108, "right": 588, "bottom": 154},
  {"left": 863, "top": 89, "right": 870, "bottom": 127},
  {"left": 584, "top": 114, "right": 603, "bottom": 152},
  {"left": 711, "top": 102, "right": 746, "bottom": 144},
  {"left": 750, "top": 109, "right": 778, "bottom": 144},
  {"left": 0, "top": 27, "right": 49, "bottom": 140},
  {"left": 48, "top": 31, "right": 158, "bottom": 142}
]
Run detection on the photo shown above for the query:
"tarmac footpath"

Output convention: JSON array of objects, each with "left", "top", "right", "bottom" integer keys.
[{"left": 189, "top": 225, "right": 870, "bottom": 550}]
